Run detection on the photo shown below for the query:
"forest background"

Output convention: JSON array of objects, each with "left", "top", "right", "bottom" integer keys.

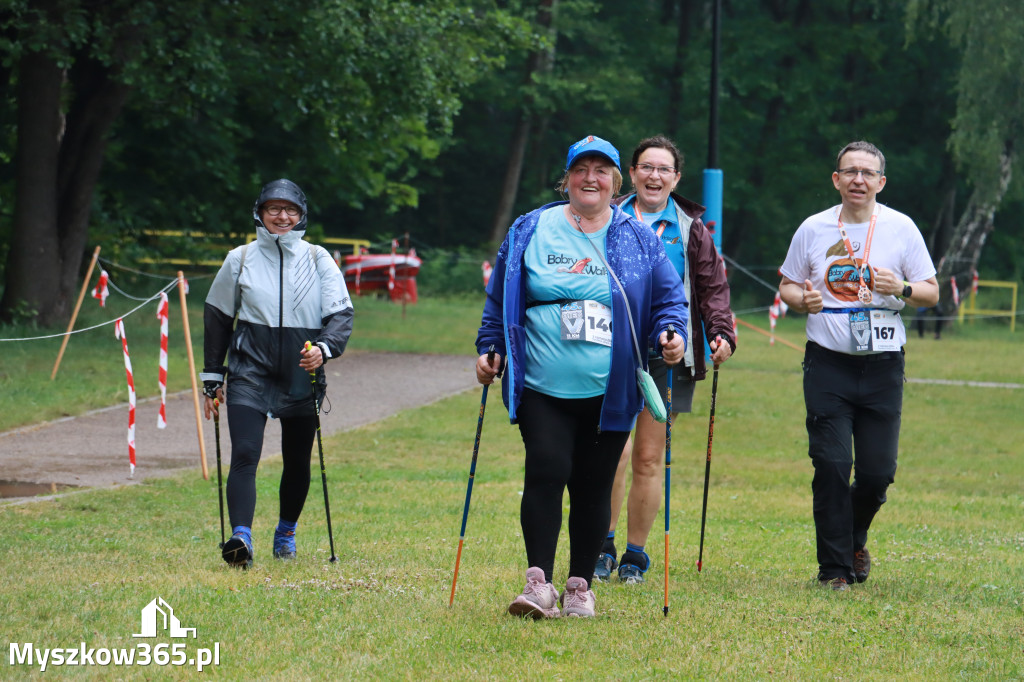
[{"left": 2, "top": 0, "right": 1023, "bottom": 326}]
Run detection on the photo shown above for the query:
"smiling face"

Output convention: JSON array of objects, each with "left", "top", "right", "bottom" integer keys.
[
  {"left": 260, "top": 200, "right": 302, "bottom": 234},
  {"left": 832, "top": 150, "right": 886, "bottom": 216},
  {"left": 566, "top": 155, "right": 617, "bottom": 216},
  {"left": 629, "top": 147, "right": 681, "bottom": 213}
]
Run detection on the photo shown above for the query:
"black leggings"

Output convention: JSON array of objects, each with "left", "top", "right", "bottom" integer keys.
[
  {"left": 225, "top": 404, "right": 317, "bottom": 528},
  {"left": 516, "top": 388, "right": 629, "bottom": 584}
]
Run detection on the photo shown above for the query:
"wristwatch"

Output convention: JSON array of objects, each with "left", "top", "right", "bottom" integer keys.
[{"left": 900, "top": 282, "right": 913, "bottom": 299}]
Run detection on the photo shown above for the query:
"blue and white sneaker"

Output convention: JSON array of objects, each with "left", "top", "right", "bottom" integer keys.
[
  {"left": 593, "top": 553, "right": 617, "bottom": 584},
  {"left": 222, "top": 532, "right": 253, "bottom": 568},
  {"left": 273, "top": 529, "right": 296, "bottom": 560}
]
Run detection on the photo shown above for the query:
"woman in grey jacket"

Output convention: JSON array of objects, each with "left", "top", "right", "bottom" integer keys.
[{"left": 201, "top": 179, "right": 353, "bottom": 567}]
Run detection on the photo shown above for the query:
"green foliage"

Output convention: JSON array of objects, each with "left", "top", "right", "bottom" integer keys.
[
  {"left": 416, "top": 247, "right": 492, "bottom": 297},
  {"left": 907, "top": 0, "right": 1024, "bottom": 199},
  {"left": 3, "top": 1, "right": 1023, "bottom": 316},
  {"left": 0, "top": 0, "right": 535, "bottom": 262}
]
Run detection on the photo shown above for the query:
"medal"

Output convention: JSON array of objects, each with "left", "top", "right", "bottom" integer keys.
[{"left": 837, "top": 207, "right": 879, "bottom": 305}]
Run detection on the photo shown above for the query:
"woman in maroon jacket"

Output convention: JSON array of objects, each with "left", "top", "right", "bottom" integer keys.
[{"left": 595, "top": 135, "right": 737, "bottom": 584}]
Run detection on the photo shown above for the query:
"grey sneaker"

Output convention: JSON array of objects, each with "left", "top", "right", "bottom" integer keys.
[
  {"left": 593, "top": 553, "right": 617, "bottom": 583},
  {"left": 561, "top": 576, "right": 596, "bottom": 617},
  {"left": 508, "top": 567, "right": 560, "bottom": 619},
  {"left": 618, "top": 563, "right": 645, "bottom": 585}
]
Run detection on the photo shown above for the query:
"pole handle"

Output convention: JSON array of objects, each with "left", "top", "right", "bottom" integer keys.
[{"left": 304, "top": 340, "right": 317, "bottom": 378}]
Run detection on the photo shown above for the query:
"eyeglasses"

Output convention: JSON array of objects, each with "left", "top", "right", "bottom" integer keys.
[
  {"left": 635, "top": 163, "right": 677, "bottom": 177},
  {"left": 837, "top": 168, "right": 883, "bottom": 180},
  {"left": 263, "top": 204, "right": 301, "bottom": 217}
]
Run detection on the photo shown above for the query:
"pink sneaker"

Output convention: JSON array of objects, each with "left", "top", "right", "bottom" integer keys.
[
  {"left": 508, "top": 567, "right": 560, "bottom": 619},
  {"left": 561, "top": 576, "right": 596, "bottom": 618}
]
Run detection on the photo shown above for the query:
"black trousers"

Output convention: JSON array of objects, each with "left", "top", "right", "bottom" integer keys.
[
  {"left": 225, "top": 404, "right": 317, "bottom": 528},
  {"left": 516, "top": 388, "right": 629, "bottom": 584},
  {"left": 802, "top": 342, "right": 904, "bottom": 582}
]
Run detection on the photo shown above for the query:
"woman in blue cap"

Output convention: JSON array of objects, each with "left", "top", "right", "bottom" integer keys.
[
  {"left": 201, "top": 179, "right": 353, "bottom": 567},
  {"left": 475, "top": 136, "right": 689, "bottom": 618}
]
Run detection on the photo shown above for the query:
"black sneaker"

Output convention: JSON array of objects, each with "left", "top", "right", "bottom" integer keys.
[
  {"left": 222, "top": 533, "right": 253, "bottom": 568},
  {"left": 593, "top": 553, "right": 617, "bottom": 583},
  {"left": 853, "top": 547, "right": 871, "bottom": 583},
  {"left": 818, "top": 576, "right": 849, "bottom": 592}
]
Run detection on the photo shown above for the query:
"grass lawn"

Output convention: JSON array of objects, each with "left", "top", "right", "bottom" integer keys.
[{"left": 1, "top": 297, "right": 1022, "bottom": 679}]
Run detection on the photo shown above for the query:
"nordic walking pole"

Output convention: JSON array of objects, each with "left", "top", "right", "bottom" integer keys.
[
  {"left": 213, "top": 398, "right": 226, "bottom": 549},
  {"left": 51, "top": 246, "right": 101, "bottom": 380},
  {"left": 305, "top": 342, "right": 338, "bottom": 563},
  {"left": 664, "top": 325, "right": 674, "bottom": 617},
  {"left": 449, "top": 345, "right": 496, "bottom": 607},
  {"left": 697, "top": 338, "right": 722, "bottom": 573}
]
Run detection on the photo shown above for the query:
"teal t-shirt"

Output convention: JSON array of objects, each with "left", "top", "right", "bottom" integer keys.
[
  {"left": 624, "top": 198, "right": 685, "bottom": 278},
  {"left": 523, "top": 206, "right": 612, "bottom": 398}
]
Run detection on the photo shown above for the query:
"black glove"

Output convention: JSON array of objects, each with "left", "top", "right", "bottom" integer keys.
[{"left": 203, "top": 381, "right": 223, "bottom": 400}]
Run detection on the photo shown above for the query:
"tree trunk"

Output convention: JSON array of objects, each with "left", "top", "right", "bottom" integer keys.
[
  {"left": 0, "top": 23, "right": 130, "bottom": 326},
  {"left": 487, "top": 0, "right": 556, "bottom": 246},
  {"left": 56, "top": 56, "right": 130, "bottom": 308},
  {"left": 0, "top": 47, "right": 64, "bottom": 325},
  {"left": 489, "top": 113, "right": 534, "bottom": 246},
  {"left": 935, "top": 143, "right": 1013, "bottom": 315},
  {"left": 665, "top": 0, "right": 692, "bottom": 139}
]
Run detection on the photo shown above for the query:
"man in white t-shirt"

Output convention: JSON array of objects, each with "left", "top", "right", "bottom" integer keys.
[{"left": 779, "top": 141, "right": 939, "bottom": 591}]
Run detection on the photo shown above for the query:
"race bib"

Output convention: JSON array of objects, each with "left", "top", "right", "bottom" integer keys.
[
  {"left": 869, "top": 309, "right": 901, "bottom": 351},
  {"left": 848, "top": 310, "right": 872, "bottom": 352},
  {"left": 849, "top": 309, "right": 900, "bottom": 352},
  {"left": 561, "top": 300, "right": 612, "bottom": 347}
]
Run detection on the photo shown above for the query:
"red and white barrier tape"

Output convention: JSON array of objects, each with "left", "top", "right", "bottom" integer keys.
[
  {"left": 114, "top": 319, "right": 136, "bottom": 477},
  {"left": 92, "top": 270, "right": 110, "bottom": 307},
  {"left": 156, "top": 293, "right": 169, "bottom": 429}
]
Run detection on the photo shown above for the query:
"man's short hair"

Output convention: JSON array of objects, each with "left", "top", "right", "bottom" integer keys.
[{"left": 836, "top": 141, "right": 885, "bottom": 174}]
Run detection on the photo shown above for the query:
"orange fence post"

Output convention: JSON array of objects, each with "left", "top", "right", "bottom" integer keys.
[
  {"left": 178, "top": 272, "right": 209, "bottom": 480},
  {"left": 51, "top": 246, "right": 101, "bottom": 380}
]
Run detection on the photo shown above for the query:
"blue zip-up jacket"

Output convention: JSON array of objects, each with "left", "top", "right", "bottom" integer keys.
[{"left": 476, "top": 201, "right": 689, "bottom": 431}]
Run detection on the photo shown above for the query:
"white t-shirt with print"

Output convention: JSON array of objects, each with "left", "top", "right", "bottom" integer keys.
[{"left": 780, "top": 204, "right": 936, "bottom": 354}]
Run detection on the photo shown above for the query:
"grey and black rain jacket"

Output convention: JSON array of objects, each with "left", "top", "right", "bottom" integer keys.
[{"left": 201, "top": 224, "right": 353, "bottom": 418}]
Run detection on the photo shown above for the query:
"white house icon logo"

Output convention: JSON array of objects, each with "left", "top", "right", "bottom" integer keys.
[{"left": 133, "top": 597, "right": 197, "bottom": 639}]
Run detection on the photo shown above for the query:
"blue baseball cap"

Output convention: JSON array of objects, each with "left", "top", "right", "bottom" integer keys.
[{"left": 565, "top": 135, "right": 620, "bottom": 170}]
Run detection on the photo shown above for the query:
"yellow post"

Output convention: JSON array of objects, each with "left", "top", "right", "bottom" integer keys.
[
  {"left": 51, "top": 246, "right": 102, "bottom": 380},
  {"left": 178, "top": 272, "right": 209, "bottom": 479},
  {"left": 959, "top": 280, "right": 1018, "bottom": 332}
]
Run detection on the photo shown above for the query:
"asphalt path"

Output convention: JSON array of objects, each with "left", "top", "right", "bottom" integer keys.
[{"left": 0, "top": 352, "right": 476, "bottom": 503}]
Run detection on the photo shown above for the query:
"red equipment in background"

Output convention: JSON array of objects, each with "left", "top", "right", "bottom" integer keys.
[{"left": 342, "top": 248, "right": 422, "bottom": 303}]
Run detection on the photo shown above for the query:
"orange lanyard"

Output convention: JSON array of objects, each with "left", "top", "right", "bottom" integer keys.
[
  {"left": 836, "top": 207, "right": 878, "bottom": 289},
  {"left": 632, "top": 198, "right": 669, "bottom": 237}
]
